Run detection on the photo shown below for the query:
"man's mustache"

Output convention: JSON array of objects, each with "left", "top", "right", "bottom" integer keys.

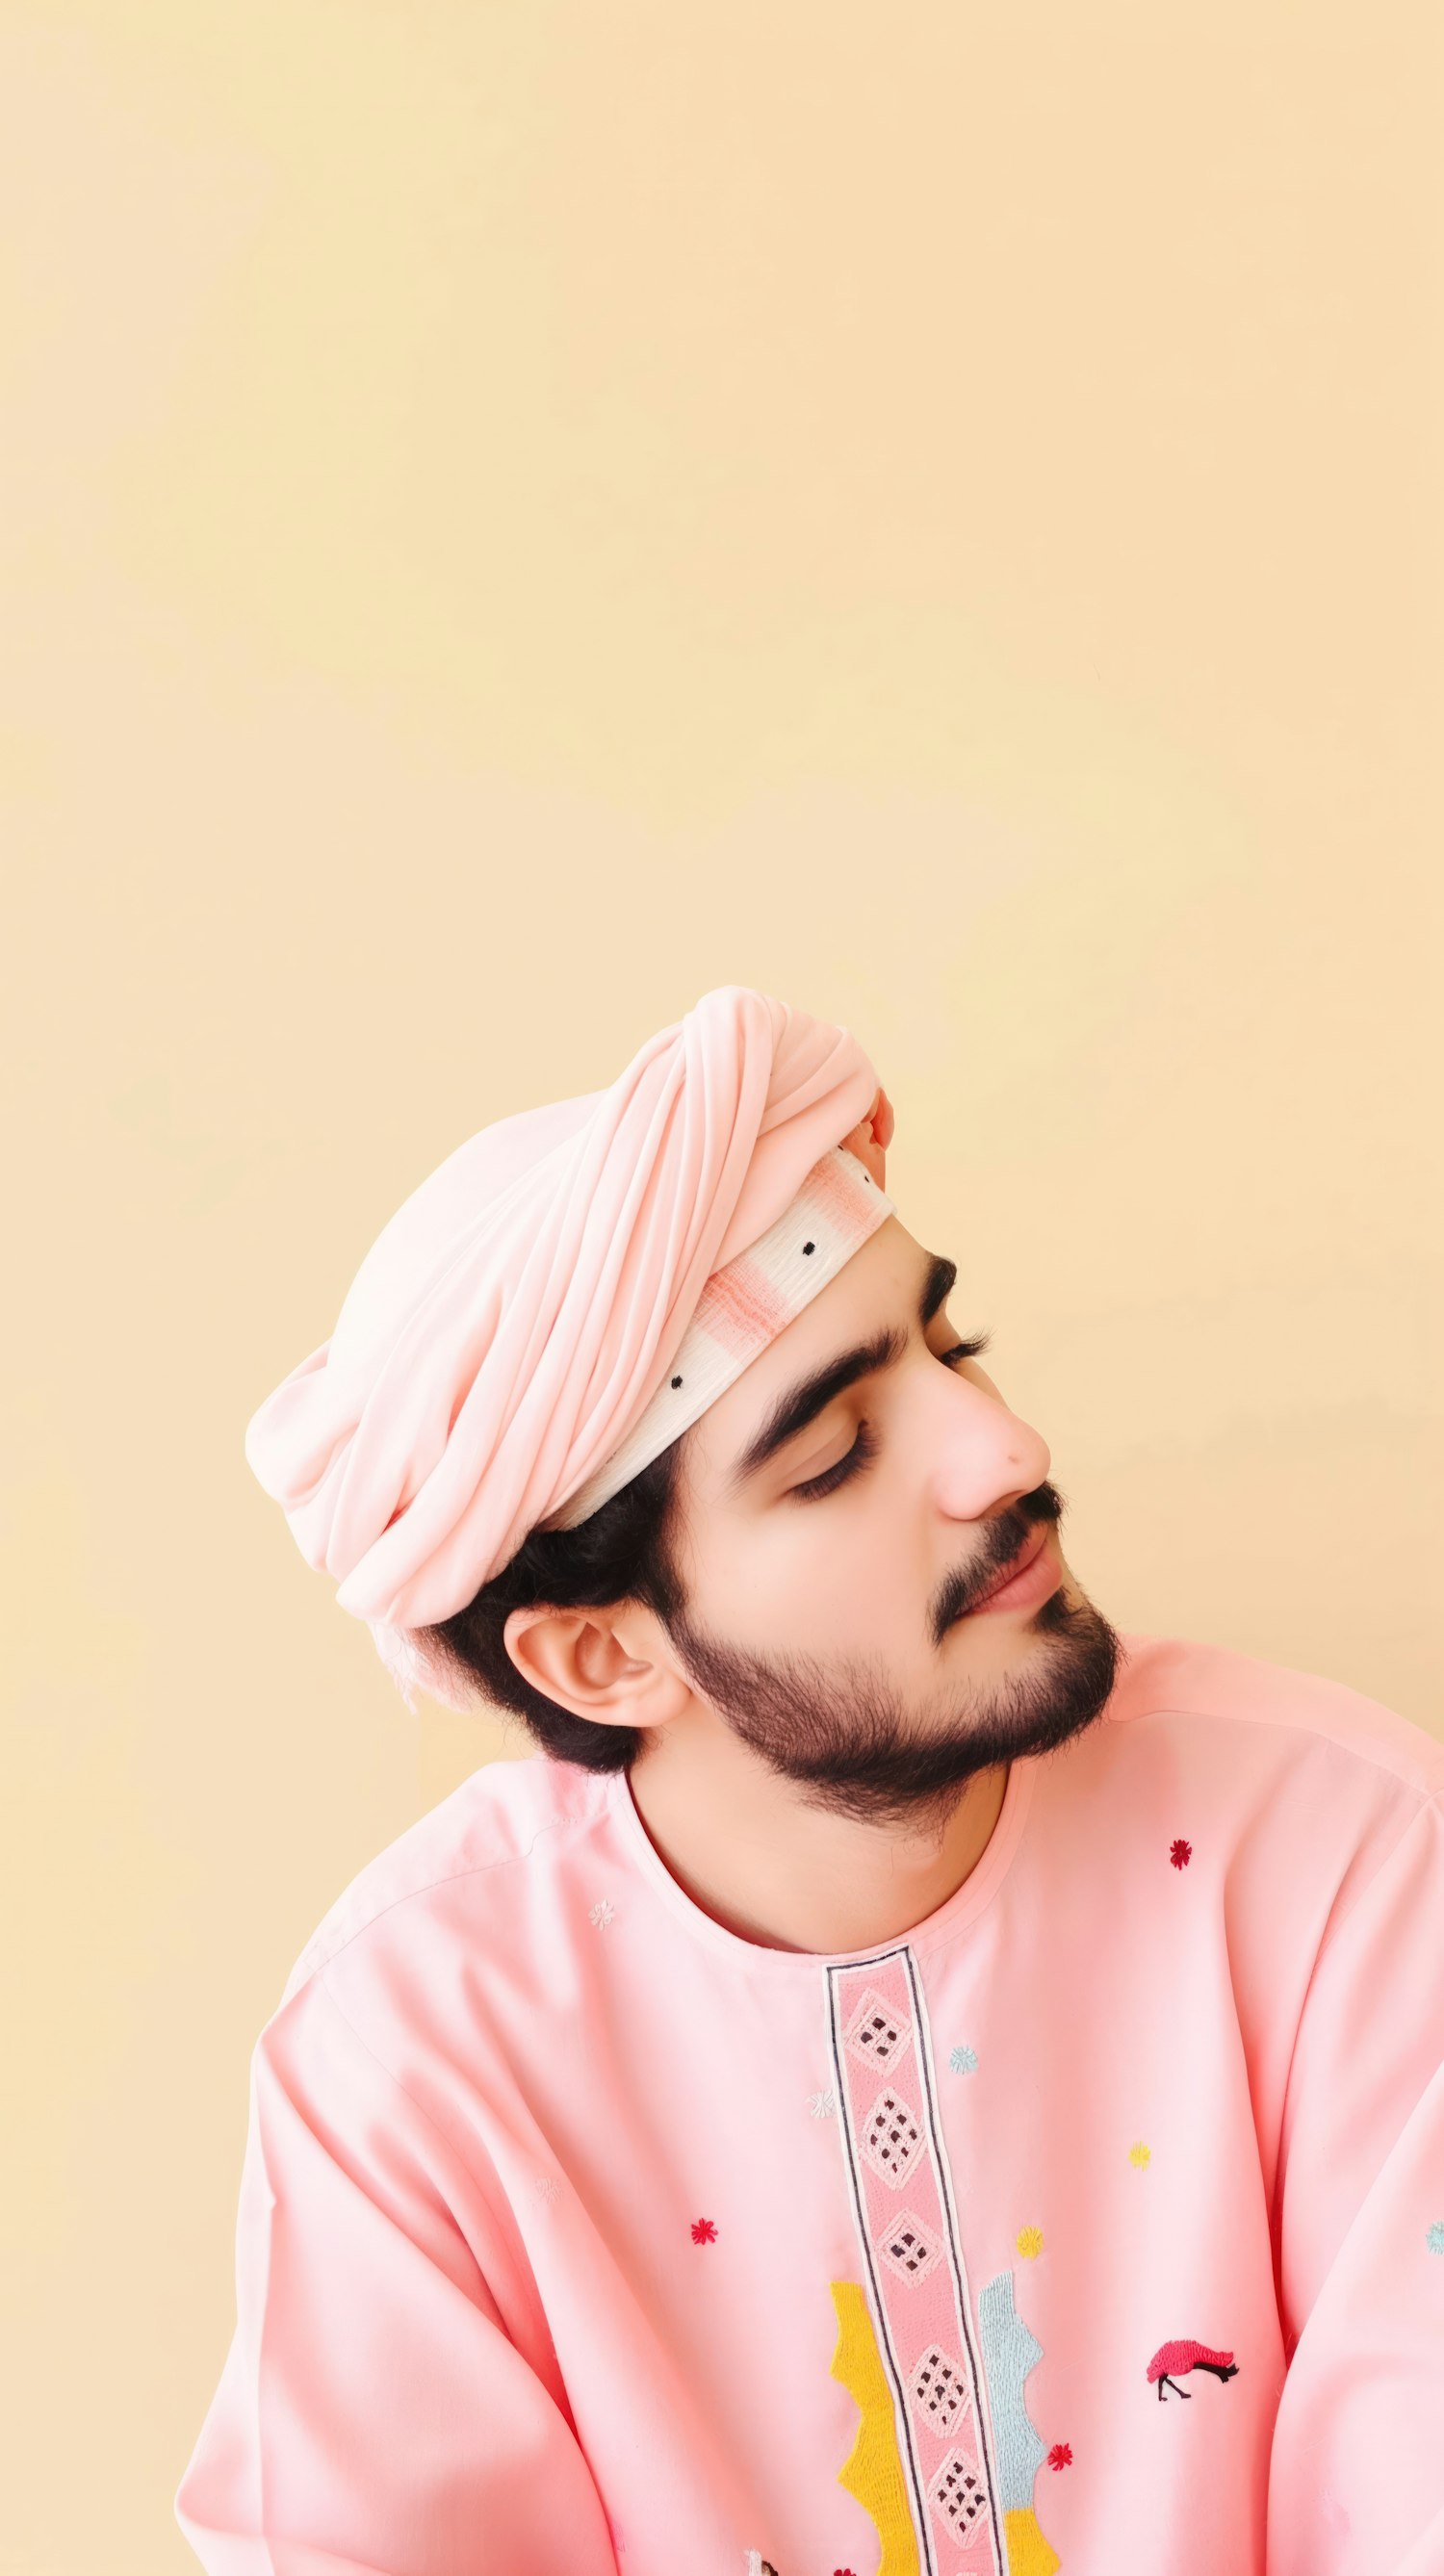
[{"left": 929, "top": 1486, "right": 1063, "bottom": 1646}]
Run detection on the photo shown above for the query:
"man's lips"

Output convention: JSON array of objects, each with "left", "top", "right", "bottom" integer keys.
[{"left": 969, "top": 1522, "right": 1050, "bottom": 1610}]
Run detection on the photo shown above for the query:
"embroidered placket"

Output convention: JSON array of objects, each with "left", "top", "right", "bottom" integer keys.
[{"left": 826, "top": 1948, "right": 1006, "bottom": 2574}]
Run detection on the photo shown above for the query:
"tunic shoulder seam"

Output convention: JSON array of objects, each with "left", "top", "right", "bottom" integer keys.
[
  {"left": 1111, "top": 1693, "right": 1444, "bottom": 1803},
  {"left": 282, "top": 1784, "right": 611, "bottom": 1994}
]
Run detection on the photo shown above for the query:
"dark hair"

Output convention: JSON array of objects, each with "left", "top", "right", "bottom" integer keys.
[{"left": 418, "top": 1434, "right": 691, "bottom": 1772}]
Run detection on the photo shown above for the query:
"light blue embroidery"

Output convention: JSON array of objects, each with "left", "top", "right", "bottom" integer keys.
[
  {"left": 977, "top": 2269, "right": 1047, "bottom": 2512},
  {"left": 949, "top": 2044, "right": 978, "bottom": 2074},
  {"left": 1427, "top": 2220, "right": 1444, "bottom": 2255}
]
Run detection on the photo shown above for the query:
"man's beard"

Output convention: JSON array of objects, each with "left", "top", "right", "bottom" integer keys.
[{"left": 658, "top": 1502, "right": 1123, "bottom": 1835}]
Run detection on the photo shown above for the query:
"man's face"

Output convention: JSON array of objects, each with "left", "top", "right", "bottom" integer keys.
[{"left": 655, "top": 1214, "right": 1122, "bottom": 1829}]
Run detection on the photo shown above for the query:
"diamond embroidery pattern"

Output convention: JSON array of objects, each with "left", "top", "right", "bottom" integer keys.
[
  {"left": 861, "top": 2086, "right": 924, "bottom": 2187},
  {"left": 910, "top": 2342, "right": 971, "bottom": 2437},
  {"left": 877, "top": 2209, "right": 944, "bottom": 2285},
  {"left": 929, "top": 2449, "right": 991, "bottom": 2536},
  {"left": 843, "top": 1986, "right": 911, "bottom": 2072},
  {"left": 827, "top": 1950, "right": 1006, "bottom": 2574}
]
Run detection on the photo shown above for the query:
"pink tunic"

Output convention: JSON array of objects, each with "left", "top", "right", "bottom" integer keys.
[{"left": 174, "top": 1632, "right": 1444, "bottom": 2574}]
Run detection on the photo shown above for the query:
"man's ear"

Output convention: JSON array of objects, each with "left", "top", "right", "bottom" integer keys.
[{"left": 503, "top": 1601, "right": 692, "bottom": 1730}]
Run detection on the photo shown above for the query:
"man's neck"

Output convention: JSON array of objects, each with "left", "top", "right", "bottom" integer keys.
[{"left": 624, "top": 1730, "right": 1012, "bottom": 1955}]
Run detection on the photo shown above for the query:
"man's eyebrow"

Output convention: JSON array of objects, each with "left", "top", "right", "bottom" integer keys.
[{"left": 728, "top": 1251, "right": 959, "bottom": 1492}]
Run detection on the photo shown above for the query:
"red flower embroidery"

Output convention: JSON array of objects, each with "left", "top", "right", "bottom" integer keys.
[
  {"left": 690, "top": 2217, "right": 718, "bottom": 2243},
  {"left": 1169, "top": 1837, "right": 1192, "bottom": 1868},
  {"left": 1047, "top": 2440, "right": 1073, "bottom": 2469}
]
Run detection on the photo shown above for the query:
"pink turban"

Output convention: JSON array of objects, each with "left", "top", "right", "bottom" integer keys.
[{"left": 245, "top": 986, "right": 893, "bottom": 1712}]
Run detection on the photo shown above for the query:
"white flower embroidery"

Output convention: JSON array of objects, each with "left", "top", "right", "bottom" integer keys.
[
  {"left": 808, "top": 2088, "right": 837, "bottom": 2119},
  {"left": 588, "top": 1898, "right": 616, "bottom": 1928},
  {"left": 533, "top": 2174, "right": 559, "bottom": 2202}
]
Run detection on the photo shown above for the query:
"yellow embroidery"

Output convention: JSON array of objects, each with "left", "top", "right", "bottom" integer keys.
[
  {"left": 1128, "top": 2140, "right": 1151, "bottom": 2168},
  {"left": 828, "top": 2280, "right": 921, "bottom": 2576},
  {"left": 1003, "top": 2503, "right": 1063, "bottom": 2576},
  {"left": 1015, "top": 2226, "right": 1044, "bottom": 2258}
]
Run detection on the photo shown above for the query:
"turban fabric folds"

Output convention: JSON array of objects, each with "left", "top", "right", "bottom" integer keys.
[{"left": 245, "top": 987, "right": 893, "bottom": 1712}]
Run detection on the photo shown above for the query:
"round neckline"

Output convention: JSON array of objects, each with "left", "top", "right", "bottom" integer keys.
[{"left": 606, "top": 1750, "right": 1037, "bottom": 1977}]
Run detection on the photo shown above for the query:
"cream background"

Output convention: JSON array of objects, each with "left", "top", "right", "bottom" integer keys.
[{"left": 3, "top": 5, "right": 1440, "bottom": 2568}]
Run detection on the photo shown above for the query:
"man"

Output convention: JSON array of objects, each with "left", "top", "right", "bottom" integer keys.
[{"left": 176, "top": 986, "right": 1444, "bottom": 2576}]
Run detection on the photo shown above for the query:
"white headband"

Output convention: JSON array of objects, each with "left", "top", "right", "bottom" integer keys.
[{"left": 550, "top": 1144, "right": 895, "bottom": 1526}]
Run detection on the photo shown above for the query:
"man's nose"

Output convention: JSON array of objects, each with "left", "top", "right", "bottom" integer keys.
[{"left": 928, "top": 1380, "right": 1050, "bottom": 1523}]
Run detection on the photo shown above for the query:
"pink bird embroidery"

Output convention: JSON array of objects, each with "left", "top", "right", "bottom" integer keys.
[{"left": 1147, "top": 2337, "right": 1240, "bottom": 2401}]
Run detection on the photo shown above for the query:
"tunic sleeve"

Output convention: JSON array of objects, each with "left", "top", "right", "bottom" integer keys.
[
  {"left": 1265, "top": 1790, "right": 1444, "bottom": 2575},
  {"left": 174, "top": 1966, "right": 619, "bottom": 2575}
]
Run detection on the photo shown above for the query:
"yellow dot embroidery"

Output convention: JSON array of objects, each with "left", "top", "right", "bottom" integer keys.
[
  {"left": 1129, "top": 2141, "right": 1152, "bottom": 2168},
  {"left": 1016, "top": 2225, "right": 1044, "bottom": 2258}
]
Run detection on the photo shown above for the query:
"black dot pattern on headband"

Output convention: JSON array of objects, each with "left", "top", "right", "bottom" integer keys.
[
  {"left": 671, "top": 1376, "right": 683, "bottom": 1388},
  {"left": 802, "top": 1241, "right": 815, "bottom": 1255}
]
